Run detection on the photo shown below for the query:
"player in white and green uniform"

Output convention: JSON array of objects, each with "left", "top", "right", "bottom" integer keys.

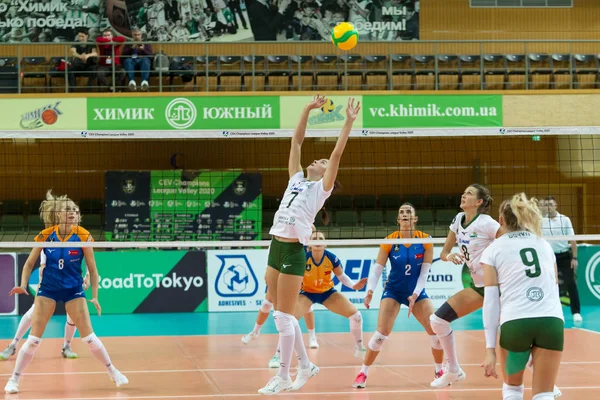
[
  {"left": 258, "top": 95, "right": 361, "bottom": 395},
  {"left": 430, "top": 184, "right": 500, "bottom": 389},
  {"left": 481, "top": 193, "right": 564, "bottom": 400}
]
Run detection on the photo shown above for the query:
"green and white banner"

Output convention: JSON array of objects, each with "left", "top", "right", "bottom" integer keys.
[{"left": 2, "top": 93, "right": 599, "bottom": 139}]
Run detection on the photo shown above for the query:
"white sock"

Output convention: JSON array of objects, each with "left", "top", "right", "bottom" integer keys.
[
  {"left": 274, "top": 311, "right": 295, "bottom": 381},
  {"left": 435, "top": 363, "right": 443, "bottom": 373},
  {"left": 82, "top": 333, "right": 114, "bottom": 371},
  {"left": 63, "top": 321, "right": 77, "bottom": 348},
  {"left": 252, "top": 323, "right": 261, "bottom": 336},
  {"left": 308, "top": 328, "right": 316, "bottom": 339},
  {"left": 293, "top": 318, "right": 310, "bottom": 369},
  {"left": 349, "top": 311, "right": 363, "bottom": 347},
  {"left": 12, "top": 336, "right": 41, "bottom": 381},
  {"left": 12, "top": 306, "right": 34, "bottom": 347},
  {"left": 360, "top": 364, "right": 369, "bottom": 375},
  {"left": 532, "top": 393, "right": 554, "bottom": 400},
  {"left": 438, "top": 331, "right": 459, "bottom": 373}
]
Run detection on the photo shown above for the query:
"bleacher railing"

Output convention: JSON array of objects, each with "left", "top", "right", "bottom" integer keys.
[{"left": 1, "top": 40, "right": 599, "bottom": 93}]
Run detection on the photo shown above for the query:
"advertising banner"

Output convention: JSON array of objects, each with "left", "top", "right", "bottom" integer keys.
[
  {"left": 207, "top": 246, "right": 464, "bottom": 312},
  {"left": 1, "top": 99, "right": 87, "bottom": 131}
]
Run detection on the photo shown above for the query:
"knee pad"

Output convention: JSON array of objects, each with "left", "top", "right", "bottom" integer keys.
[
  {"left": 367, "top": 331, "right": 388, "bottom": 352},
  {"left": 82, "top": 333, "right": 103, "bottom": 351},
  {"left": 349, "top": 311, "right": 362, "bottom": 328},
  {"left": 24, "top": 305, "right": 35, "bottom": 319},
  {"left": 260, "top": 299, "right": 273, "bottom": 314},
  {"left": 22, "top": 336, "right": 42, "bottom": 355},
  {"left": 273, "top": 311, "right": 295, "bottom": 337},
  {"left": 308, "top": 305, "right": 314, "bottom": 313},
  {"left": 503, "top": 383, "right": 524, "bottom": 400},
  {"left": 66, "top": 314, "right": 75, "bottom": 325},
  {"left": 430, "top": 314, "right": 452, "bottom": 337},
  {"left": 429, "top": 334, "right": 442, "bottom": 350},
  {"left": 532, "top": 393, "right": 554, "bottom": 400},
  {"left": 434, "top": 302, "right": 459, "bottom": 323}
]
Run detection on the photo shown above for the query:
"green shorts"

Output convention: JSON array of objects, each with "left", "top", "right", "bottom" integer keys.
[
  {"left": 267, "top": 239, "right": 306, "bottom": 277},
  {"left": 469, "top": 281, "right": 485, "bottom": 298},
  {"left": 500, "top": 317, "right": 564, "bottom": 375}
]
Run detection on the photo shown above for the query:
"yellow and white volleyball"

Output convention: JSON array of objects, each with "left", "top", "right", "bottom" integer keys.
[
  {"left": 321, "top": 98, "right": 335, "bottom": 114},
  {"left": 331, "top": 22, "right": 358, "bottom": 51}
]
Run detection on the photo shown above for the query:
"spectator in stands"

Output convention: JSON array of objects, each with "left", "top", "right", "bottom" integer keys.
[
  {"left": 227, "top": 0, "right": 248, "bottom": 30},
  {"left": 69, "top": 29, "right": 98, "bottom": 91},
  {"left": 122, "top": 27, "right": 153, "bottom": 91},
  {"left": 246, "top": 0, "right": 292, "bottom": 40},
  {"left": 170, "top": 19, "right": 190, "bottom": 41},
  {"left": 348, "top": 0, "right": 373, "bottom": 41},
  {"left": 95, "top": 28, "right": 126, "bottom": 91},
  {"left": 540, "top": 196, "right": 582, "bottom": 323}
]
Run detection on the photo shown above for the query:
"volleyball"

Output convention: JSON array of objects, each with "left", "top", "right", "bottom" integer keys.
[
  {"left": 321, "top": 98, "right": 335, "bottom": 114},
  {"left": 331, "top": 22, "right": 358, "bottom": 51}
]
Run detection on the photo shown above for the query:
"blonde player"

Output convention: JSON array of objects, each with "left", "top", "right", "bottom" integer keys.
[
  {"left": 353, "top": 203, "right": 444, "bottom": 389},
  {"left": 481, "top": 193, "right": 564, "bottom": 400},
  {"left": 258, "top": 95, "right": 360, "bottom": 395},
  {"left": 430, "top": 184, "right": 500, "bottom": 388},
  {"left": 4, "top": 190, "right": 128, "bottom": 394},
  {"left": 0, "top": 202, "right": 88, "bottom": 360}
]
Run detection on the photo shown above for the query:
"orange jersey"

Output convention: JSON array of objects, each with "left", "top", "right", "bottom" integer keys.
[
  {"left": 380, "top": 230, "right": 432, "bottom": 254},
  {"left": 301, "top": 250, "right": 341, "bottom": 293}
]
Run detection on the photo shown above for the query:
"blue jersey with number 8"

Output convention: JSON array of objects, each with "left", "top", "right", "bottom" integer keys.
[{"left": 34, "top": 226, "right": 93, "bottom": 291}]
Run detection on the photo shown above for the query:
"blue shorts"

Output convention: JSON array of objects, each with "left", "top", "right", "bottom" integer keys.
[
  {"left": 381, "top": 288, "right": 429, "bottom": 307},
  {"left": 37, "top": 286, "right": 86, "bottom": 304},
  {"left": 300, "top": 288, "right": 337, "bottom": 305}
]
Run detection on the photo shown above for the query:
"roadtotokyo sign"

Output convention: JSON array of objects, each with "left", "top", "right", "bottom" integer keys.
[
  {"left": 87, "top": 96, "right": 280, "bottom": 131},
  {"left": 206, "top": 246, "right": 463, "bottom": 312}
]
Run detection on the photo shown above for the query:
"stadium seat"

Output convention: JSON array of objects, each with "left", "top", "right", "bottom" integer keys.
[
  {"left": 437, "top": 55, "right": 460, "bottom": 90},
  {"left": 218, "top": 56, "right": 243, "bottom": 92},
  {"left": 315, "top": 55, "right": 339, "bottom": 91},
  {"left": 354, "top": 195, "right": 377, "bottom": 209},
  {"left": 170, "top": 56, "right": 196, "bottom": 91},
  {"left": 79, "top": 199, "right": 104, "bottom": 213},
  {"left": 243, "top": 55, "right": 266, "bottom": 91},
  {"left": 379, "top": 195, "right": 401, "bottom": 209},
  {"left": 573, "top": 54, "right": 598, "bottom": 89},
  {"left": 2, "top": 200, "right": 25, "bottom": 214},
  {"left": 195, "top": 56, "right": 218, "bottom": 92},
  {"left": 361, "top": 210, "right": 383, "bottom": 226},
  {"left": 391, "top": 54, "right": 413, "bottom": 90},
  {"left": 384, "top": 209, "right": 399, "bottom": 226},
  {"left": 417, "top": 209, "right": 434, "bottom": 225},
  {"left": 364, "top": 55, "right": 388, "bottom": 90},
  {"left": 21, "top": 57, "right": 47, "bottom": 93},
  {"left": 436, "top": 209, "right": 456, "bottom": 226},
  {"left": 0, "top": 57, "right": 18, "bottom": 93},
  {"left": 83, "top": 214, "right": 103, "bottom": 230},
  {"left": 429, "top": 195, "right": 452, "bottom": 209},
  {"left": 403, "top": 195, "right": 425, "bottom": 208},
  {"left": 327, "top": 195, "right": 354, "bottom": 210},
  {"left": 483, "top": 54, "right": 506, "bottom": 90},
  {"left": 551, "top": 54, "right": 572, "bottom": 89},
  {"left": 0, "top": 215, "right": 25, "bottom": 232},
  {"left": 334, "top": 210, "right": 359, "bottom": 227},
  {"left": 27, "top": 216, "right": 44, "bottom": 231},
  {"left": 290, "top": 55, "right": 313, "bottom": 91},
  {"left": 413, "top": 55, "right": 435, "bottom": 90},
  {"left": 459, "top": 55, "right": 482, "bottom": 90},
  {"left": 528, "top": 53, "right": 552, "bottom": 90},
  {"left": 48, "top": 56, "right": 67, "bottom": 92},
  {"left": 149, "top": 52, "right": 171, "bottom": 92},
  {"left": 340, "top": 54, "right": 363, "bottom": 90},
  {"left": 506, "top": 54, "right": 526, "bottom": 90},
  {"left": 266, "top": 55, "right": 290, "bottom": 91}
]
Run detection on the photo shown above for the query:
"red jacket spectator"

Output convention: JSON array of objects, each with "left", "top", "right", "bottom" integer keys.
[{"left": 96, "top": 31, "right": 126, "bottom": 67}]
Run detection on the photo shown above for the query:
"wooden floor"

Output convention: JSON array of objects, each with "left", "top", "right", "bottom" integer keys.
[{"left": 0, "top": 329, "right": 597, "bottom": 399}]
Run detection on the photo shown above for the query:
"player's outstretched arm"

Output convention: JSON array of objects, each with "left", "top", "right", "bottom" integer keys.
[
  {"left": 323, "top": 98, "right": 360, "bottom": 192},
  {"left": 289, "top": 94, "right": 327, "bottom": 178}
]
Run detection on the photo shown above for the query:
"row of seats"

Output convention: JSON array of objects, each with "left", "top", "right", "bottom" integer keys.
[
  {"left": 0, "top": 214, "right": 103, "bottom": 232},
  {"left": 0, "top": 199, "right": 103, "bottom": 215},
  {"left": 5, "top": 52, "right": 600, "bottom": 92}
]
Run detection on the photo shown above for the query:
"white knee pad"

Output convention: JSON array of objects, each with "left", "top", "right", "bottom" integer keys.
[
  {"left": 429, "top": 334, "right": 442, "bottom": 350},
  {"left": 273, "top": 311, "right": 295, "bottom": 337},
  {"left": 308, "top": 305, "right": 314, "bottom": 313},
  {"left": 367, "top": 331, "right": 388, "bottom": 352},
  {"left": 430, "top": 314, "right": 452, "bottom": 337},
  {"left": 532, "top": 393, "right": 554, "bottom": 400},
  {"left": 82, "top": 333, "right": 103, "bottom": 351},
  {"left": 66, "top": 313, "right": 75, "bottom": 325},
  {"left": 22, "top": 336, "right": 42, "bottom": 354},
  {"left": 260, "top": 299, "right": 273, "bottom": 314},
  {"left": 349, "top": 311, "right": 362, "bottom": 328},
  {"left": 503, "top": 383, "right": 524, "bottom": 400}
]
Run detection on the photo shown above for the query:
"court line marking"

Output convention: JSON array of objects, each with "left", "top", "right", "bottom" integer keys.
[
  {"left": 12, "top": 385, "right": 600, "bottom": 400},
  {"left": 575, "top": 327, "right": 600, "bottom": 335},
  {"left": 5, "top": 361, "right": 600, "bottom": 377}
]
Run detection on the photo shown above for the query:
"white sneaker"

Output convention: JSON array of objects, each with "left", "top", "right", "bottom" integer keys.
[
  {"left": 0, "top": 344, "right": 16, "bottom": 360},
  {"left": 258, "top": 375, "right": 293, "bottom": 395},
  {"left": 573, "top": 313, "right": 583, "bottom": 323},
  {"left": 430, "top": 367, "right": 466, "bottom": 388},
  {"left": 141, "top": 80, "right": 149, "bottom": 91},
  {"left": 354, "top": 345, "right": 367, "bottom": 360},
  {"left": 4, "top": 378, "right": 18, "bottom": 394},
  {"left": 61, "top": 344, "right": 78, "bottom": 359},
  {"left": 268, "top": 354, "right": 280, "bottom": 368},
  {"left": 554, "top": 385, "right": 562, "bottom": 397},
  {"left": 241, "top": 332, "right": 258, "bottom": 345},
  {"left": 109, "top": 368, "right": 129, "bottom": 387},
  {"left": 308, "top": 336, "right": 319, "bottom": 349},
  {"left": 128, "top": 80, "right": 136, "bottom": 91},
  {"left": 290, "top": 362, "right": 319, "bottom": 391}
]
